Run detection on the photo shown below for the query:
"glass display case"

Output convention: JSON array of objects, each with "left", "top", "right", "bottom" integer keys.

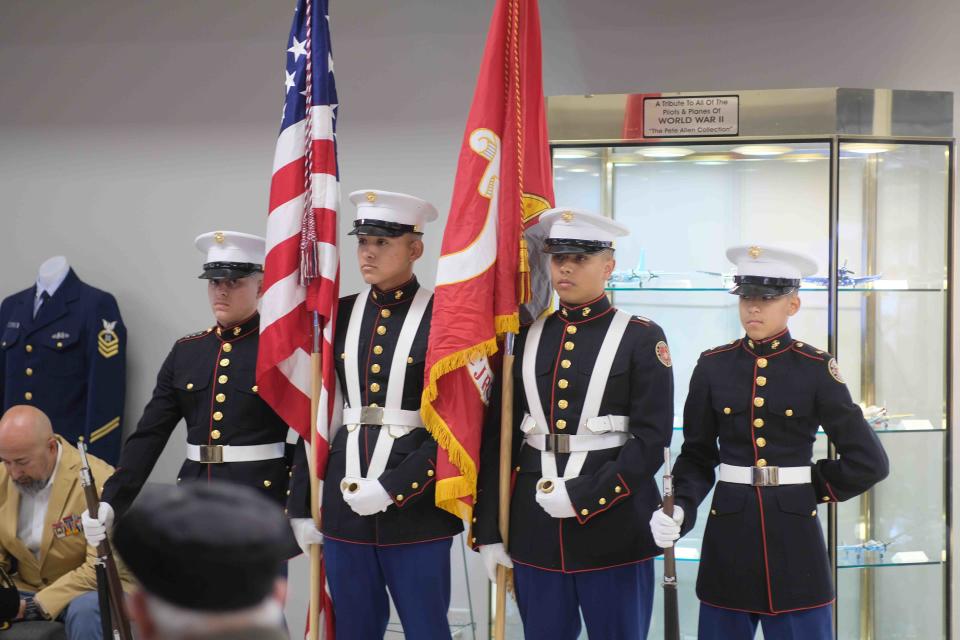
[{"left": 492, "top": 89, "right": 953, "bottom": 639}]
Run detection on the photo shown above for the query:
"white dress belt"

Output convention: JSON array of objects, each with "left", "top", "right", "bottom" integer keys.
[
  {"left": 520, "top": 413, "right": 629, "bottom": 435},
  {"left": 718, "top": 462, "right": 812, "bottom": 486},
  {"left": 524, "top": 432, "right": 630, "bottom": 453},
  {"left": 342, "top": 406, "right": 423, "bottom": 429},
  {"left": 186, "top": 442, "right": 286, "bottom": 464}
]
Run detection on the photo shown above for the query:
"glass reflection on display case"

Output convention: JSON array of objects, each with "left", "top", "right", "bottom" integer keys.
[{"left": 490, "top": 89, "right": 953, "bottom": 640}]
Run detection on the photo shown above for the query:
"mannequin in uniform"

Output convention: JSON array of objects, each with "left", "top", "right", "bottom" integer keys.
[
  {"left": 288, "top": 190, "right": 462, "bottom": 640},
  {"left": 473, "top": 209, "right": 674, "bottom": 640},
  {"left": 650, "top": 245, "right": 889, "bottom": 639},
  {"left": 1, "top": 256, "right": 126, "bottom": 463},
  {"left": 81, "top": 232, "right": 294, "bottom": 549}
]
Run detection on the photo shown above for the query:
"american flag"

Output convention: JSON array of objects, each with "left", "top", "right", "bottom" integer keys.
[{"left": 257, "top": 0, "right": 338, "bottom": 636}]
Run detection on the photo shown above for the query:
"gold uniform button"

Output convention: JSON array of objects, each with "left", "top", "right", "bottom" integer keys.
[
  {"left": 373, "top": 345, "right": 384, "bottom": 355},
  {"left": 381, "top": 309, "right": 391, "bottom": 319},
  {"left": 711, "top": 509, "right": 717, "bottom": 515},
  {"left": 396, "top": 494, "right": 404, "bottom": 502},
  {"left": 557, "top": 379, "right": 569, "bottom": 389},
  {"left": 756, "top": 459, "right": 767, "bottom": 467},
  {"left": 186, "top": 382, "right": 194, "bottom": 390},
  {"left": 614, "top": 486, "right": 622, "bottom": 494},
  {"left": 822, "top": 496, "right": 831, "bottom": 502},
  {"left": 220, "top": 358, "right": 230, "bottom": 367},
  {"left": 24, "top": 392, "right": 32, "bottom": 401},
  {"left": 407, "top": 357, "right": 414, "bottom": 364},
  {"left": 757, "top": 358, "right": 768, "bottom": 369},
  {"left": 56, "top": 342, "right": 63, "bottom": 349},
  {"left": 211, "top": 429, "right": 222, "bottom": 440},
  {"left": 370, "top": 382, "right": 381, "bottom": 393},
  {"left": 796, "top": 342, "right": 805, "bottom": 348},
  {"left": 561, "top": 359, "right": 571, "bottom": 369},
  {"left": 785, "top": 409, "right": 794, "bottom": 417},
  {"left": 263, "top": 480, "right": 272, "bottom": 488},
  {"left": 756, "top": 376, "right": 767, "bottom": 387},
  {"left": 566, "top": 325, "right": 577, "bottom": 335},
  {"left": 371, "top": 364, "right": 382, "bottom": 374},
  {"left": 25, "top": 345, "right": 33, "bottom": 353},
  {"left": 369, "top": 403, "right": 379, "bottom": 407},
  {"left": 216, "top": 393, "right": 226, "bottom": 403},
  {"left": 340, "top": 352, "right": 346, "bottom": 359},
  {"left": 222, "top": 343, "right": 233, "bottom": 353},
  {"left": 219, "top": 374, "right": 228, "bottom": 384},
  {"left": 25, "top": 368, "right": 32, "bottom": 376},
  {"left": 564, "top": 341, "right": 575, "bottom": 351},
  {"left": 558, "top": 399, "right": 569, "bottom": 410},
  {"left": 287, "top": 490, "right": 292, "bottom": 496},
  {"left": 427, "top": 470, "right": 435, "bottom": 477},
  {"left": 811, "top": 510, "right": 817, "bottom": 516},
  {"left": 252, "top": 385, "right": 258, "bottom": 393},
  {"left": 753, "top": 419, "right": 764, "bottom": 428},
  {"left": 756, "top": 437, "right": 767, "bottom": 448},
  {"left": 411, "top": 482, "right": 419, "bottom": 489},
  {"left": 556, "top": 419, "right": 567, "bottom": 430},
  {"left": 598, "top": 498, "right": 607, "bottom": 505},
  {"left": 754, "top": 397, "right": 765, "bottom": 407},
  {"left": 377, "top": 326, "right": 387, "bottom": 336},
  {"left": 213, "top": 411, "right": 224, "bottom": 421},
  {"left": 723, "top": 407, "right": 732, "bottom": 415},
  {"left": 580, "top": 508, "right": 589, "bottom": 516}
]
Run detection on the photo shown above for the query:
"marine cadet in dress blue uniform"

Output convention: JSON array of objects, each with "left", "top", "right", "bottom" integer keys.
[
  {"left": 650, "top": 245, "right": 890, "bottom": 640},
  {"left": 473, "top": 210, "right": 674, "bottom": 640},
  {"left": 82, "top": 232, "right": 295, "bottom": 548},
  {"left": 288, "top": 190, "right": 463, "bottom": 640},
  {"left": 0, "top": 262, "right": 126, "bottom": 464}
]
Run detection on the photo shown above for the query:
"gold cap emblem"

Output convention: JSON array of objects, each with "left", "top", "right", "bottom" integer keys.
[
  {"left": 214, "top": 231, "right": 225, "bottom": 244},
  {"left": 561, "top": 211, "right": 574, "bottom": 222},
  {"left": 365, "top": 191, "right": 377, "bottom": 203},
  {"left": 748, "top": 246, "right": 762, "bottom": 259}
]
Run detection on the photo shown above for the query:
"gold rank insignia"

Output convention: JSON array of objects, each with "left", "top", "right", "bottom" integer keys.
[
  {"left": 828, "top": 357, "right": 845, "bottom": 383},
  {"left": 655, "top": 340, "right": 672, "bottom": 367},
  {"left": 97, "top": 319, "right": 120, "bottom": 359}
]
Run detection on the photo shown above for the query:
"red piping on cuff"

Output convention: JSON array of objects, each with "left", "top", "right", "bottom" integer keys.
[{"left": 574, "top": 473, "right": 631, "bottom": 524}]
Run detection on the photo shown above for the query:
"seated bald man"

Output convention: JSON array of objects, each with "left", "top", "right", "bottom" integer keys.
[{"left": 0, "top": 405, "right": 135, "bottom": 638}]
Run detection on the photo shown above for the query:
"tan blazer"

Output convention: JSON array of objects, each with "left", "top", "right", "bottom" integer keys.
[{"left": 0, "top": 435, "right": 135, "bottom": 617}]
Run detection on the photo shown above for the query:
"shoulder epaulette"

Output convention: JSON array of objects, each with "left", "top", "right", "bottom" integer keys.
[
  {"left": 701, "top": 339, "right": 741, "bottom": 357},
  {"left": 790, "top": 340, "right": 828, "bottom": 361},
  {"left": 178, "top": 327, "right": 213, "bottom": 342},
  {"left": 629, "top": 314, "right": 651, "bottom": 326}
]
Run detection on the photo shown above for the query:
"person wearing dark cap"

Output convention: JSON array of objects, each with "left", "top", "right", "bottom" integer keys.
[
  {"left": 472, "top": 209, "right": 674, "bottom": 640},
  {"left": 82, "top": 231, "right": 294, "bottom": 547},
  {"left": 651, "top": 245, "right": 889, "bottom": 639},
  {"left": 113, "top": 481, "right": 291, "bottom": 640},
  {"left": 287, "top": 190, "right": 463, "bottom": 640}
]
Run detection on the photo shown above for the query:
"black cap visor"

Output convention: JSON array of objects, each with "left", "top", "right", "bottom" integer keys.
[
  {"left": 543, "top": 238, "right": 613, "bottom": 255},
  {"left": 730, "top": 275, "right": 799, "bottom": 298},
  {"left": 199, "top": 262, "right": 263, "bottom": 280},
  {"left": 349, "top": 219, "right": 419, "bottom": 238}
]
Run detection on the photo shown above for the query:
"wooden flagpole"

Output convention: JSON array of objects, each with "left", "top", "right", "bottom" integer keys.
[
  {"left": 494, "top": 332, "right": 516, "bottom": 640},
  {"left": 308, "top": 312, "right": 322, "bottom": 640}
]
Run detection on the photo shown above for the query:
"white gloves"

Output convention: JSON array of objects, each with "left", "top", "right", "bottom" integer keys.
[
  {"left": 81, "top": 502, "right": 115, "bottom": 548},
  {"left": 290, "top": 518, "right": 324, "bottom": 555},
  {"left": 478, "top": 543, "right": 513, "bottom": 582},
  {"left": 342, "top": 478, "right": 393, "bottom": 516},
  {"left": 534, "top": 478, "right": 576, "bottom": 519},
  {"left": 650, "top": 505, "right": 684, "bottom": 548}
]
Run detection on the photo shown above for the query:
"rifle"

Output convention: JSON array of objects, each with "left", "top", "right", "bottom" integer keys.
[
  {"left": 77, "top": 438, "right": 133, "bottom": 640},
  {"left": 662, "top": 447, "right": 680, "bottom": 640}
]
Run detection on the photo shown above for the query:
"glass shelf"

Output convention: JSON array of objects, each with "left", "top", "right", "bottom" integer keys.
[
  {"left": 605, "top": 285, "right": 946, "bottom": 293},
  {"left": 653, "top": 555, "right": 944, "bottom": 570}
]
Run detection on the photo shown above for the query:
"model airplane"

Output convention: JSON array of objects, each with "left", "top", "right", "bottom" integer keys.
[
  {"left": 608, "top": 249, "right": 693, "bottom": 287},
  {"left": 803, "top": 261, "right": 882, "bottom": 287}
]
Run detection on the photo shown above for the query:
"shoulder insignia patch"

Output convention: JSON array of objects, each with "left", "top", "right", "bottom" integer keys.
[
  {"left": 655, "top": 341, "right": 672, "bottom": 367},
  {"left": 97, "top": 319, "right": 120, "bottom": 359},
  {"left": 828, "top": 358, "right": 844, "bottom": 383},
  {"left": 178, "top": 328, "right": 212, "bottom": 342}
]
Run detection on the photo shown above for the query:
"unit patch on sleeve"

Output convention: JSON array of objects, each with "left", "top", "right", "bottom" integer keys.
[
  {"left": 98, "top": 319, "right": 120, "bottom": 359},
  {"left": 828, "top": 357, "right": 844, "bottom": 383},
  {"left": 656, "top": 341, "right": 672, "bottom": 368}
]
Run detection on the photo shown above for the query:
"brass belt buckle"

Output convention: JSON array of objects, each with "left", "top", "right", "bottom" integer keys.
[
  {"left": 545, "top": 434, "right": 571, "bottom": 454},
  {"left": 360, "top": 406, "right": 384, "bottom": 425},
  {"left": 752, "top": 466, "right": 779, "bottom": 486},
  {"left": 199, "top": 445, "right": 224, "bottom": 464}
]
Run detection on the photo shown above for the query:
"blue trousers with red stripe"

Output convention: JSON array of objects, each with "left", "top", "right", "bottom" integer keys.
[
  {"left": 513, "top": 560, "right": 654, "bottom": 640},
  {"left": 698, "top": 602, "right": 833, "bottom": 640},
  {"left": 324, "top": 537, "right": 453, "bottom": 640}
]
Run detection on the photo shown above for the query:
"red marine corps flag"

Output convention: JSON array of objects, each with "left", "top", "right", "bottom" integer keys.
[{"left": 422, "top": 0, "right": 554, "bottom": 521}]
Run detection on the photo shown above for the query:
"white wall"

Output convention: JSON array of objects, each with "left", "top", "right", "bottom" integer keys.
[{"left": 1, "top": 1, "right": 958, "bottom": 638}]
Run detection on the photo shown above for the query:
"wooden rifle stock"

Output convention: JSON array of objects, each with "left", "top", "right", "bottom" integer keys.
[{"left": 78, "top": 438, "right": 133, "bottom": 640}]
